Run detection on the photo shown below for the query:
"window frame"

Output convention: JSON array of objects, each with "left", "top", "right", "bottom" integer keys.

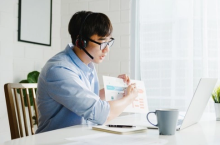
[{"left": 131, "top": 0, "right": 141, "bottom": 80}]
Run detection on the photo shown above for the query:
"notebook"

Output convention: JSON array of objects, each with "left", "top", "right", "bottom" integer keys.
[{"left": 92, "top": 125, "right": 147, "bottom": 135}]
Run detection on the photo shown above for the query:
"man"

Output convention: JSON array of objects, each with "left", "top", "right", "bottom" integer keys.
[{"left": 36, "top": 11, "right": 138, "bottom": 133}]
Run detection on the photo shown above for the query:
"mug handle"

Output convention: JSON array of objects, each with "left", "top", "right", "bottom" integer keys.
[{"left": 146, "top": 112, "right": 158, "bottom": 126}]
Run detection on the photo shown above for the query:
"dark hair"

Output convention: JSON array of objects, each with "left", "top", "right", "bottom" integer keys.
[{"left": 68, "top": 11, "right": 113, "bottom": 45}]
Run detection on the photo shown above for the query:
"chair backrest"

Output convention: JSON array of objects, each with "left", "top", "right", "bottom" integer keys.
[{"left": 4, "top": 83, "right": 38, "bottom": 139}]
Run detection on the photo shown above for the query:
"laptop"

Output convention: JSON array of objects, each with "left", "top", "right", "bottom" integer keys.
[{"left": 147, "top": 78, "right": 218, "bottom": 131}]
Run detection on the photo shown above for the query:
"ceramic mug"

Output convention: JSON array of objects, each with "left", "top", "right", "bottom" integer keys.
[{"left": 146, "top": 109, "right": 179, "bottom": 135}]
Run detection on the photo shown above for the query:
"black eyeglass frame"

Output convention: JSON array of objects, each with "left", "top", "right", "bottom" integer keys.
[{"left": 86, "top": 37, "right": 115, "bottom": 50}]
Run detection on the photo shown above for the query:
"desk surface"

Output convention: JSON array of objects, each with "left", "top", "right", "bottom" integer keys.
[{"left": 2, "top": 113, "right": 220, "bottom": 145}]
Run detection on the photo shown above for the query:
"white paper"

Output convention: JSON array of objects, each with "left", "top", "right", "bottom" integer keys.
[
  {"left": 103, "top": 76, "right": 149, "bottom": 113},
  {"left": 65, "top": 133, "right": 167, "bottom": 145}
]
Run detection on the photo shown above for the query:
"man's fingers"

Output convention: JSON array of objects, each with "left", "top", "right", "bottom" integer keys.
[
  {"left": 118, "top": 74, "right": 130, "bottom": 85},
  {"left": 126, "top": 75, "right": 130, "bottom": 84},
  {"left": 127, "top": 83, "right": 136, "bottom": 91}
]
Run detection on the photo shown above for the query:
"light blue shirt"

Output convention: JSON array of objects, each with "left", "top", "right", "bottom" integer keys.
[{"left": 35, "top": 43, "right": 110, "bottom": 133}]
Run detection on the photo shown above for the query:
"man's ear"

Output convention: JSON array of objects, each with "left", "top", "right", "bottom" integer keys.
[{"left": 75, "top": 35, "right": 80, "bottom": 48}]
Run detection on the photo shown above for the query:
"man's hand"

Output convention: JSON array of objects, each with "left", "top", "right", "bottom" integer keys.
[
  {"left": 124, "top": 83, "right": 138, "bottom": 101},
  {"left": 118, "top": 74, "right": 130, "bottom": 85},
  {"left": 106, "top": 83, "right": 138, "bottom": 123},
  {"left": 99, "top": 88, "right": 105, "bottom": 100}
]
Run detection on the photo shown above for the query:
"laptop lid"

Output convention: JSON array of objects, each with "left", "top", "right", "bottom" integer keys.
[{"left": 177, "top": 78, "right": 218, "bottom": 131}]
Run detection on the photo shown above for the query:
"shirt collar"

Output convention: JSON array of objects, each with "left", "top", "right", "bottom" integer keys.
[{"left": 65, "top": 43, "right": 94, "bottom": 73}]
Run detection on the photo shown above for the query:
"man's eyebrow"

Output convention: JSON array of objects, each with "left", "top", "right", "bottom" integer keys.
[
  {"left": 98, "top": 37, "right": 112, "bottom": 41},
  {"left": 98, "top": 37, "right": 107, "bottom": 40}
]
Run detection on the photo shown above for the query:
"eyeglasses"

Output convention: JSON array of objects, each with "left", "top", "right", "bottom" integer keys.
[{"left": 87, "top": 37, "right": 115, "bottom": 50}]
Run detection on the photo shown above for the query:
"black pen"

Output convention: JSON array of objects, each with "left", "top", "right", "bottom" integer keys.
[{"left": 106, "top": 125, "right": 136, "bottom": 128}]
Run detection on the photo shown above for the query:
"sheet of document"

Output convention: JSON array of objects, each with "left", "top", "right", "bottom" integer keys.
[
  {"left": 65, "top": 133, "right": 168, "bottom": 145},
  {"left": 103, "top": 76, "right": 149, "bottom": 113}
]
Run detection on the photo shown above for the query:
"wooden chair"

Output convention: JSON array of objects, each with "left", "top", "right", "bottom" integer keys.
[{"left": 4, "top": 83, "right": 39, "bottom": 139}]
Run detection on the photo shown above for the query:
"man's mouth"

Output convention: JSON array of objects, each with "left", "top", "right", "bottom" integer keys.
[{"left": 100, "top": 54, "right": 106, "bottom": 60}]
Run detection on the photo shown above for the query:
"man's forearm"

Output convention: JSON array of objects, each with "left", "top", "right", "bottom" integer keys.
[{"left": 105, "top": 96, "right": 132, "bottom": 123}]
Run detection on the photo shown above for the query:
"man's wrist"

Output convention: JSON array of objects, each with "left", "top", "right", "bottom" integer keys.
[{"left": 122, "top": 94, "right": 133, "bottom": 105}]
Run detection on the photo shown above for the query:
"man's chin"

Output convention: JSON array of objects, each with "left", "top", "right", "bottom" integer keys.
[{"left": 93, "top": 59, "right": 103, "bottom": 64}]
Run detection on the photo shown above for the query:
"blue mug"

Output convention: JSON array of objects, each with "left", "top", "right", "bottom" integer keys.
[{"left": 146, "top": 109, "right": 179, "bottom": 135}]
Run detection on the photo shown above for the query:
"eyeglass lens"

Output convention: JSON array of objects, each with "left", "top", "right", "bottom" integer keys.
[{"left": 100, "top": 40, "right": 114, "bottom": 50}]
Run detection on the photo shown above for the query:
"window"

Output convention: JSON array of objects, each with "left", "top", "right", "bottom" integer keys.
[{"left": 132, "top": 0, "right": 220, "bottom": 112}]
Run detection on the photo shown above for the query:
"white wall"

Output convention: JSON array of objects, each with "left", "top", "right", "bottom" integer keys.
[
  {"left": 0, "top": 0, "right": 131, "bottom": 143},
  {"left": 0, "top": 0, "right": 62, "bottom": 143},
  {"left": 60, "top": 0, "right": 131, "bottom": 88}
]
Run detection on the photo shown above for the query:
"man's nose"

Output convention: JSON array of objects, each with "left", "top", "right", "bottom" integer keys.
[{"left": 102, "top": 45, "right": 109, "bottom": 53}]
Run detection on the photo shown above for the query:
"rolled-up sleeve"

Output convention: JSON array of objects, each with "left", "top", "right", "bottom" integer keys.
[{"left": 45, "top": 66, "right": 110, "bottom": 125}]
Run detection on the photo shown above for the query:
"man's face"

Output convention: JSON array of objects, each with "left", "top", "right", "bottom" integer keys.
[{"left": 86, "top": 34, "right": 111, "bottom": 64}]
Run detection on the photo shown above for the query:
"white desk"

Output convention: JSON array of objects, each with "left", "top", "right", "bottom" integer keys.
[{"left": 2, "top": 113, "right": 220, "bottom": 145}]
